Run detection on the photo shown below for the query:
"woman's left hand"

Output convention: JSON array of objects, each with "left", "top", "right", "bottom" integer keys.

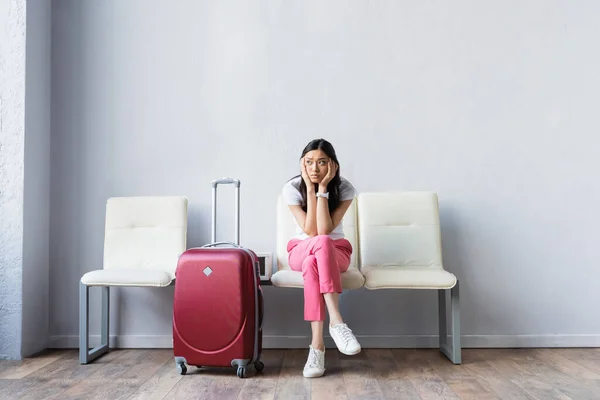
[{"left": 321, "top": 159, "right": 338, "bottom": 187}]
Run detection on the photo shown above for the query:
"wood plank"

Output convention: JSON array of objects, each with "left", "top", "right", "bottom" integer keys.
[
  {"left": 462, "top": 351, "right": 535, "bottom": 400},
  {"left": 432, "top": 351, "right": 485, "bottom": 390},
  {"left": 482, "top": 357, "right": 533, "bottom": 381},
  {"left": 126, "top": 356, "right": 183, "bottom": 400},
  {"left": 273, "top": 349, "right": 310, "bottom": 400},
  {"left": 0, "top": 378, "right": 48, "bottom": 399},
  {"left": 58, "top": 378, "right": 145, "bottom": 400},
  {"left": 0, "top": 379, "right": 13, "bottom": 390},
  {"left": 162, "top": 356, "right": 215, "bottom": 400},
  {"left": 26, "top": 358, "right": 104, "bottom": 380},
  {"left": 532, "top": 349, "right": 600, "bottom": 380},
  {"left": 511, "top": 378, "right": 573, "bottom": 400},
  {"left": 84, "top": 350, "right": 146, "bottom": 380},
  {"left": 559, "top": 349, "right": 600, "bottom": 361},
  {"left": 392, "top": 349, "right": 459, "bottom": 400},
  {"left": 18, "top": 378, "right": 78, "bottom": 400},
  {"left": 0, "top": 360, "right": 20, "bottom": 375},
  {"left": 237, "top": 349, "right": 284, "bottom": 400},
  {"left": 472, "top": 348, "right": 536, "bottom": 364},
  {"left": 50, "top": 349, "right": 78, "bottom": 360},
  {"left": 0, "top": 352, "right": 64, "bottom": 379},
  {"left": 430, "top": 356, "right": 473, "bottom": 381},
  {"left": 202, "top": 367, "right": 246, "bottom": 400},
  {"left": 482, "top": 352, "right": 575, "bottom": 400},
  {"left": 163, "top": 374, "right": 214, "bottom": 399},
  {"left": 55, "top": 351, "right": 150, "bottom": 399},
  {"left": 311, "top": 350, "right": 347, "bottom": 399},
  {"left": 410, "top": 378, "right": 461, "bottom": 400},
  {"left": 88, "top": 349, "right": 127, "bottom": 364},
  {"left": 56, "top": 348, "right": 123, "bottom": 364},
  {"left": 580, "top": 380, "right": 600, "bottom": 397},
  {"left": 511, "top": 356, "right": 600, "bottom": 399},
  {"left": 391, "top": 349, "right": 440, "bottom": 379},
  {"left": 119, "top": 349, "right": 172, "bottom": 380},
  {"left": 364, "top": 349, "right": 420, "bottom": 400},
  {"left": 556, "top": 349, "right": 600, "bottom": 375},
  {"left": 444, "top": 377, "right": 499, "bottom": 400},
  {"left": 340, "top": 350, "right": 385, "bottom": 400},
  {"left": 110, "top": 349, "right": 154, "bottom": 366}
]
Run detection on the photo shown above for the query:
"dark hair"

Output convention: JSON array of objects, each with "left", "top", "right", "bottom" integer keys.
[{"left": 291, "top": 138, "right": 342, "bottom": 214}]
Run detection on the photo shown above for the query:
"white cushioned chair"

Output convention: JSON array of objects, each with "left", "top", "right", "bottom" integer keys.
[
  {"left": 271, "top": 195, "right": 365, "bottom": 289},
  {"left": 357, "top": 192, "right": 460, "bottom": 364},
  {"left": 79, "top": 196, "right": 188, "bottom": 364}
]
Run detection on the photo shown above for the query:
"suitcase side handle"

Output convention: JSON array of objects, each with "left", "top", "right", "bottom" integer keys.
[{"left": 211, "top": 177, "right": 241, "bottom": 245}]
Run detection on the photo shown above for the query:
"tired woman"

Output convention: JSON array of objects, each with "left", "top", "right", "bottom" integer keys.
[{"left": 282, "top": 138, "right": 361, "bottom": 378}]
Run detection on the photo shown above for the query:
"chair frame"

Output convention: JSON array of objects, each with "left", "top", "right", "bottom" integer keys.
[
  {"left": 79, "top": 281, "right": 176, "bottom": 364},
  {"left": 79, "top": 283, "right": 110, "bottom": 364},
  {"left": 438, "top": 281, "right": 461, "bottom": 364}
]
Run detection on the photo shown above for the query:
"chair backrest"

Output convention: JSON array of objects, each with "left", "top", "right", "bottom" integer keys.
[
  {"left": 103, "top": 196, "right": 188, "bottom": 278},
  {"left": 357, "top": 192, "right": 443, "bottom": 270},
  {"left": 276, "top": 195, "right": 359, "bottom": 271}
]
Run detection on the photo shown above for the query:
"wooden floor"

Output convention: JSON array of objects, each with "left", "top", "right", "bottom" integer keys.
[{"left": 1, "top": 348, "right": 600, "bottom": 399}]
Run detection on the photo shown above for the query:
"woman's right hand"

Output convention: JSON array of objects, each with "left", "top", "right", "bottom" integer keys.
[{"left": 300, "top": 158, "right": 313, "bottom": 189}]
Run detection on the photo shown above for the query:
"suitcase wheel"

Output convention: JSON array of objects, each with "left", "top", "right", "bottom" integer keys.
[
  {"left": 237, "top": 366, "right": 247, "bottom": 379},
  {"left": 177, "top": 362, "right": 187, "bottom": 375},
  {"left": 254, "top": 361, "right": 264, "bottom": 372}
]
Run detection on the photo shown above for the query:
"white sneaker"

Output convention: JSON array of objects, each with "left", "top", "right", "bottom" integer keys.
[
  {"left": 303, "top": 345, "right": 325, "bottom": 378},
  {"left": 329, "top": 323, "right": 361, "bottom": 355}
]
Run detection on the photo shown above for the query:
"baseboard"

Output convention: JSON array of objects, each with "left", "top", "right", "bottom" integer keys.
[
  {"left": 49, "top": 335, "right": 174, "bottom": 349},
  {"left": 48, "top": 334, "right": 600, "bottom": 349}
]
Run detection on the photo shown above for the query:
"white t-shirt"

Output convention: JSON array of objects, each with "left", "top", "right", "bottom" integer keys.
[{"left": 282, "top": 176, "right": 357, "bottom": 240}]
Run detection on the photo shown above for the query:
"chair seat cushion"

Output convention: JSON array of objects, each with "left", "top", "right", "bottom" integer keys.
[
  {"left": 271, "top": 268, "right": 365, "bottom": 290},
  {"left": 362, "top": 266, "right": 456, "bottom": 289},
  {"left": 81, "top": 269, "right": 173, "bottom": 287}
]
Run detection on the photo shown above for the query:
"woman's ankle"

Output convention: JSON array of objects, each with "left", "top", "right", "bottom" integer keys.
[{"left": 311, "top": 342, "right": 325, "bottom": 351}]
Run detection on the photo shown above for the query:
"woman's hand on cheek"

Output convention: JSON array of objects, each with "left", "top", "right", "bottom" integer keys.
[
  {"left": 321, "top": 160, "right": 337, "bottom": 187},
  {"left": 300, "top": 158, "right": 312, "bottom": 187}
]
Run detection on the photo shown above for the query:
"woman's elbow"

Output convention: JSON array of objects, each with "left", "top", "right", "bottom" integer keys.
[
  {"left": 317, "top": 226, "right": 333, "bottom": 236},
  {"left": 304, "top": 227, "right": 318, "bottom": 237}
]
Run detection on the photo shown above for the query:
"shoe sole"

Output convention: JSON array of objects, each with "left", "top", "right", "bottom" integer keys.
[
  {"left": 303, "top": 371, "right": 325, "bottom": 378},
  {"left": 338, "top": 347, "right": 361, "bottom": 356}
]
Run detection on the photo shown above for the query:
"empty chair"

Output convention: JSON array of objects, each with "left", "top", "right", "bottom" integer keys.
[
  {"left": 79, "top": 196, "right": 188, "bottom": 364},
  {"left": 357, "top": 192, "right": 461, "bottom": 364}
]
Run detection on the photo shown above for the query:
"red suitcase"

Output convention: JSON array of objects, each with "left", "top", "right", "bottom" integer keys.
[{"left": 173, "top": 178, "right": 264, "bottom": 378}]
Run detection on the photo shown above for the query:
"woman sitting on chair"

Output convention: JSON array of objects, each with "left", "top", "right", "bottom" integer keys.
[{"left": 282, "top": 138, "right": 361, "bottom": 378}]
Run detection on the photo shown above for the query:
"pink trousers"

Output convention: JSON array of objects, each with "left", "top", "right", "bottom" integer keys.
[{"left": 287, "top": 235, "right": 353, "bottom": 321}]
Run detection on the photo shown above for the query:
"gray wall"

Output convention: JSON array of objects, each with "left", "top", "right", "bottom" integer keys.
[
  {"left": 0, "top": 0, "right": 26, "bottom": 360},
  {"left": 50, "top": 0, "right": 600, "bottom": 348},
  {"left": 22, "top": 0, "right": 52, "bottom": 357}
]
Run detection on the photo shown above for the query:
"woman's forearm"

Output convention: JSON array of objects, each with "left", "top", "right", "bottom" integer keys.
[
  {"left": 316, "top": 185, "right": 333, "bottom": 235},
  {"left": 303, "top": 187, "right": 318, "bottom": 236}
]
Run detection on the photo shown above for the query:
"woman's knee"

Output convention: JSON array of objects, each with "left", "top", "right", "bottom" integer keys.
[{"left": 301, "top": 255, "right": 318, "bottom": 277}]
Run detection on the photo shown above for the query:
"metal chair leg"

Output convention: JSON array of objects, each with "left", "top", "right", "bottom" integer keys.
[
  {"left": 79, "top": 282, "right": 110, "bottom": 364},
  {"left": 438, "top": 280, "right": 461, "bottom": 364},
  {"left": 79, "top": 282, "right": 89, "bottom": 364}
]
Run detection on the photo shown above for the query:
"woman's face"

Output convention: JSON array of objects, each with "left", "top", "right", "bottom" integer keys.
[{"left": 303, "top": 149, "right": 332, "bottom": 184}]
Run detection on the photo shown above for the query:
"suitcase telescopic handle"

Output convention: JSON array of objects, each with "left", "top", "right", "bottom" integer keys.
[
  {"left": 211, "top": 177, "right": 241, "bottom": 245},
  {"left": 212, "top": 178, "right": 240, "bottom": 187},
  {"left": 201, "top": 241, "right": 241, "bottom": 249}
]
